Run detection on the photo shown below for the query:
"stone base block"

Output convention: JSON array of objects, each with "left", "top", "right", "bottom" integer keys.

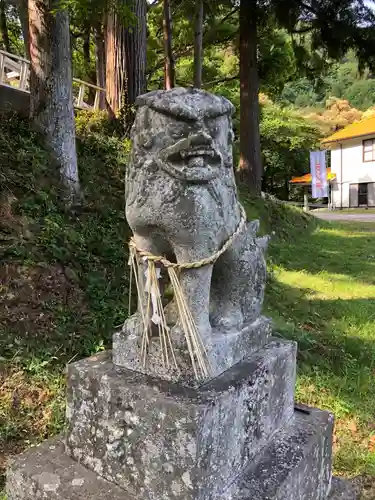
[
  {"left": 6, "top": 439, "right": 128, "bottom": 500},
  {"left": 65, "top": 339, "right": 296, "bottom": 500},
  {"left": 228, "top": 406, "right": 334, "bottom": 500},
  {"left": 6, "top": 418, "right": 349, "bottom": 500},
  {"left": 113, "top": 315, "right": 272, "bottom": 386}
]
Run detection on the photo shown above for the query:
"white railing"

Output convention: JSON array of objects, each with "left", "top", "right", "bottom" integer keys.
[{"left": 0, "top": 49, "right": 106, "bottom": 111}]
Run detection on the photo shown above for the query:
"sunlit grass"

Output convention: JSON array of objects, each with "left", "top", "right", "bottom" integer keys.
[{"left": 266, "top": 221, "right": 375, "bottom": 479}]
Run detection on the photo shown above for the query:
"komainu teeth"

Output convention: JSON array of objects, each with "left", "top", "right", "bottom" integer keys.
[{"left": 179, "top": 149, "right": 214, "bottom": 158}]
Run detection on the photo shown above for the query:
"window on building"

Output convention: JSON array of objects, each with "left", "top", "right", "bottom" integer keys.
[
  {"left": 363, "top": 139, "right": 375, "bottom": 162},
  {"left": 358, "top": 183, "right": 368, "bottom": 206}
]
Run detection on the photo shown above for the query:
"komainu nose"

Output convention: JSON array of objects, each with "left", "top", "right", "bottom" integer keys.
[{"left": 190, "top": 131, "right": 212, "bottom": 146}]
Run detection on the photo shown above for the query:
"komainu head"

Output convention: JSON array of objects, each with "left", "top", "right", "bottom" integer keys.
[{"left": 130, "top": 87, "right": 235, "bottom": 183}]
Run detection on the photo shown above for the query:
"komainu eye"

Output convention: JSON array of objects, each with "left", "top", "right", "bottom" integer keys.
[
  {"left": 169, "top": 123, "right": 186, "bottom": 139},
  {"left": 138, "top": 133, "right": 153, "bottom": 149},
  {"left": 209, "top": 124, "right": 220, "bottom": 137}
]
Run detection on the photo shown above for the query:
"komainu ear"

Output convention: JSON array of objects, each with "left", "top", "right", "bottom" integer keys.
[{"left": 256, "top": 235, "right": 270, "bottom": 253}]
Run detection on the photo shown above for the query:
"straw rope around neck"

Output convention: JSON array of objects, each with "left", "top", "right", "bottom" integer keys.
[{"left": 127, "top": 204, "right": 247, "bottom": 380}]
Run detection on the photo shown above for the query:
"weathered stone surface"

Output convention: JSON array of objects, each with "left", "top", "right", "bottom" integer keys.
[
  {"left": 329, "top": 477, "right": 359, "bottom": 500},
  {"left": 6, "top": 438, "right": 128, "bottom": 500},
  {"left": 123, "top": 87, "right": 269, "bottom": 383},
  {"left": 65, "top": 339, "right": 296, "bottom": 500},
  {"left": 227, "top": 406, "right": 334, "bottom": 500},
  {"left": 7, "top": 406, "right": 337, "bottom": 500},
  {"left": 113, "top": 315, "right": 272, "bottom": 386}
]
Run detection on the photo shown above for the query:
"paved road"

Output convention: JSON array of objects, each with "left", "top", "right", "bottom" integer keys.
[{"left": 312, "top": 212, "right": 375, "bottom": 222}]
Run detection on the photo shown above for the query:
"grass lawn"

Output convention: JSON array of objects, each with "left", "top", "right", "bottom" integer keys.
[
  {"left": 1, "top": 117, "right": 375, "bottom": 497},
  {"left": 266, "top": 220, "right": 375, "bottom": 496}
]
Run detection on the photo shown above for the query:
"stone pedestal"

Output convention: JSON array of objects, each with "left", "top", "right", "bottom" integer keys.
[
  {"left": 6, "top": 335, "right": 355, "bottom": 500},
  {"left": 65, "top": 339, "right": 295, "bottom": 500}
]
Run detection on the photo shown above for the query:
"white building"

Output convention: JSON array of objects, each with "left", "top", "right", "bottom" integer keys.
[{"left": 322, "top": 116, "right": 375, "bottom": 208}]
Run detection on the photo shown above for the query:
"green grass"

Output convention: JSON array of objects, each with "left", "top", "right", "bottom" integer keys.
[
  {"left": 266, "top": 222, "right": 375, "bottom": 478},
  {"left": 1, "top": 114, "right": 375, "bottom": 496}
]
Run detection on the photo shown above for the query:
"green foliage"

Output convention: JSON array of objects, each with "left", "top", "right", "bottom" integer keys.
[
  {"left": 281, "top": 52, "right": 375, "bottom": 110},
  {"left": 240, "top": 190, "right": 317, "bottom": 238},
  {"left": 260, "top": 100, "right": 320, "bottom": 197},
  {"left": 0, "top": 112, "right": 130, "bottom": 366},
  {"left": 0, "top": 113, "right": 126, "bottom": 491},
  {"left": 3, "top": 5, "right": 24, "bottom": 56},
  {"left": 75, "top": 109, "right": 124, "bottom": 136},
  {"left": 344, "top": 79, "right": 375, "bottom": 110},
  {"left": 281, "top": 78, "right": 323, "bottom": 107},
  {"left": 258, "top": 29, "right": 297, "bottom": 97}
]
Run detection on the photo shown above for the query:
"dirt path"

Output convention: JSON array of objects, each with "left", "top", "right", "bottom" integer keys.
[{"left": 313, "top": 211, "right": 375, "bottom": 222}]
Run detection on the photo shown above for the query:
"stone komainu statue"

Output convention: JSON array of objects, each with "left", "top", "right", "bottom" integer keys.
[{"left": 118, "top": 87, "right": 270, "bottom": 382}]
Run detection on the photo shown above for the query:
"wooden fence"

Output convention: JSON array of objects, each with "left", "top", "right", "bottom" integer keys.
[{"left": 0, "top": 49, "right": 106, "bottom": 110}]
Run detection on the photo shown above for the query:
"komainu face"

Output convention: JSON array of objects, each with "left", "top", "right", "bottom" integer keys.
[{"left": 130, "top": 88, "right": 235, "bottom": 183}]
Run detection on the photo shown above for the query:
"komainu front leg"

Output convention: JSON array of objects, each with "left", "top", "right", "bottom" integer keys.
[{"left": 170, "top": 246, "right": 213, "bottom": 345}]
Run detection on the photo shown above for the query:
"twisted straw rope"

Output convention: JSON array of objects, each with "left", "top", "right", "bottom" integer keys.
[{"left": 128, "top": 204, "right": 247, "bottom": 270}]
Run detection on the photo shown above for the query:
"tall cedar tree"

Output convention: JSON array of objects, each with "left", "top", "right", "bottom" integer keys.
[
  {"left": 193, "top": 0, "right": 204, "bottom": 88},
  {"left": 239, "top": 0, "right": 262, "bottom": 194},
  {"left": 29, "top": 0, "right": 80, "bottom": 200},
  {"left": 105, "top": 0, "right": 147, "bottom": 117},
  {"left": 163, "top": 0, "right": 175, "bottom": 88}
]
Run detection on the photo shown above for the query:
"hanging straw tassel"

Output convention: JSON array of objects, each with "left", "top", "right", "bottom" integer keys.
[{"left": 127, "top": 251, "right": 210, "bottom": 380}]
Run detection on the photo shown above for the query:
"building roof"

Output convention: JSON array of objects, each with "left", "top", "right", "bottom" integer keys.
[
  {"left": 322, "top": 116, "right": 375, "bottom": 145},
  {"left": 290, "top": 168, "right": 336, "bottom": 185}
]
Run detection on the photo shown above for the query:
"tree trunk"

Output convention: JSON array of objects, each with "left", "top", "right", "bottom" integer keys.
[
  {"left": 83, "top": 26, "right": 95, "bottom": 105},
  {"left": 83, "top": 26, "right": 90, "bottom": 73},
  {"left": 239, "top": 0, "right": 262, "bottom": 195},
  {"left": 193, "top": 0, "right": 203, "bottom": 88},
  {"left": 94, "top": 22, "right": 106, "bottom": 110},
  {"left": 0, "top": 0, "right": 10, "bottom": 52},
  {"left": 104, "top": 9, "right": 118, "bottom": 114},
  {"left": 163, "top": 0, "right": 174, "bottom": 89},
  {"left": 18, "top": 0, "right": 30, "bottom": 58},
  {"left": 105, "top": 0, "right": 147, "bottom": 118},
  {"left": 29, "top": 0, "right": 79, "bottom": 200}
]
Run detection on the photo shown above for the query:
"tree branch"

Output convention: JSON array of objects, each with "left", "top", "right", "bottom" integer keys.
[
  {"left": 291, "top": 26, "right": 314, "bottom": 34},
  {"left": 147, "top": 30, "right": 238, "bottom": 79},
  {"left": 202, "top": 75, "right": 238, "bottom": 87}
]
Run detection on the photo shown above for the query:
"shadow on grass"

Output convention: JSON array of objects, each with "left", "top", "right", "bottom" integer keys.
[
  {"left": 270, "top": 223, "right": 375, "bottom": 286},
  {"left": 267, "top": 275, "right": 375, "bottom": 369},
  {"left": 266, "top": 276, "right": 375, "bottom": 432}
]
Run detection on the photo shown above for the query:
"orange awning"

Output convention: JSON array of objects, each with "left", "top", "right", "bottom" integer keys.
[{"left": 290, "top": 167, "right": 336, "bottom": 184}]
